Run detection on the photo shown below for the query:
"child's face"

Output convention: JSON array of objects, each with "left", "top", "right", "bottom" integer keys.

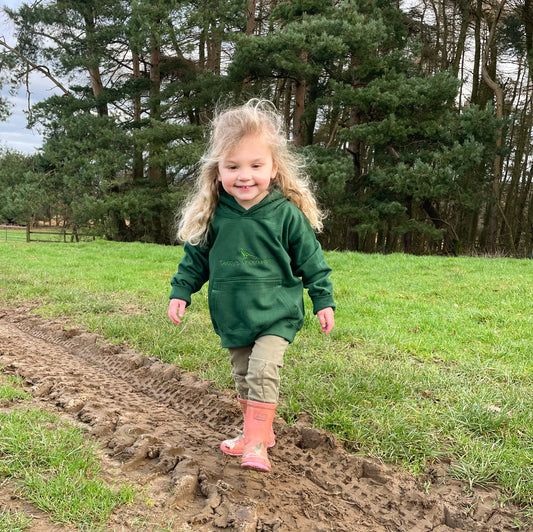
[{"left": 217, "top": 132, "right": 278, "bottom": 210}]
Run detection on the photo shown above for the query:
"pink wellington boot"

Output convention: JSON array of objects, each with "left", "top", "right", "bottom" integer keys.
[
  {"left": 220, "top": 396, "right": 275, "bottom": 456},
  {"left": 241, "top": 400, "right": 277, "bottom": 472}
]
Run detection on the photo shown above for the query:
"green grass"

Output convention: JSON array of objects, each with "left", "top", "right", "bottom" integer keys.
[
  {"left": 0, "top": 370, "right": 135, "bottom": 530},
  {"left": 0, "top": 408, "right": 135, "bottom": 530},
  {"left": 1, "top": 240, "right": 532, "bottom": 510},
  {"left": 0, "top": 508, "right": 33, "bottom": 531},
  {"left": 0, "top": 374, "right": 31, "bottom": 402}
]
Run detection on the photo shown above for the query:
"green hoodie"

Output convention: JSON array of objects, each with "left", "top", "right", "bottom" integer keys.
[{"left": 169, "top": 190, "right": 335, "bottom": 347}]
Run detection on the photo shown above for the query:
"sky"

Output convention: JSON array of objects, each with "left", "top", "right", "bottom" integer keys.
[{"left": 0, "top": 0, "right": 61, "bottom": 154}]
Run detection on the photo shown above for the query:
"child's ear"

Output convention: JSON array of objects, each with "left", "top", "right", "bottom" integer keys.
[{"left": 271, "top": 163, "right": 279, "bottom": 179}]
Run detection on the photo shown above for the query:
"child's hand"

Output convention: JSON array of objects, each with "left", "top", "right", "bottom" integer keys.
[
  {"left": 168, "top": 298, "right": 187, "bottom": 325},
  {"left": 317, "top": 307, "right": 335, "bottom": 334}
]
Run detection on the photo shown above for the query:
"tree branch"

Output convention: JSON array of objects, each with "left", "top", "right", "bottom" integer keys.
[{"left": 0, "top": 38, "right": 70, "bottom": 95}]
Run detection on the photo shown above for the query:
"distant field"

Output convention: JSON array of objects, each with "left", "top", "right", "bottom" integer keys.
[{"left": 0, "top": 240, "right": 532, "bottom": 510}]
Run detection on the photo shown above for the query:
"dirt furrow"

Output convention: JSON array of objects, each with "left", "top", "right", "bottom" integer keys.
[{"left": 0, "top": 308, "right": 524, "bottom": 531}]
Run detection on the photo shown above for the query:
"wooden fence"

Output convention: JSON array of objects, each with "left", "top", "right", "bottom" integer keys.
[{"left": 1, "top": 225, "right": 95, "bottom": 243}]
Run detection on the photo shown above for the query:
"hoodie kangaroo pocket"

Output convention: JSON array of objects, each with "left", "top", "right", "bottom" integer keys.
[{"left": 209, "top": 277, "right": 299, "bottom": 335}]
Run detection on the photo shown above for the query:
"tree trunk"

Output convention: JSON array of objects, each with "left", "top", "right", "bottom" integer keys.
[
  {"left": 283, "top": 80, "right": 292, "bottom": 133},
  {"left": 481, "top": 0, "right": 516, "bottom": 254},
  {"left": 515, "top": 161, "right": 533, "bottom": 253},
  {"left": 471, "top": 0, "right": 483, "bottom": 104},
  {"left": 246, "top": 0, "right": 256, "bottom": 35},
  {"left": 132, "top": 50, "right": 144, "bottom": 183},
  {"left": 82, "top": 9, "right": 108, "bottom": 116},
  {"left": 524, "top": 0, "right": 533, "bottom": 78},
  {"left": 207, "top": 23, "right": 222, "bottom": 74},
  {"left": 451, "top": 0, "right": 472, "bottom": 78},
  {"left": 147, "top": 15, "right": 166, "bottom": 243},
  {"left": 423, "top": 199, "right": 459, "bottom": 255},
  {"left": 293, "top": 51, "right": 307, "bottom": 147},
  {"left": 148, "top": 26, "right": 162, "bottom": 186}
]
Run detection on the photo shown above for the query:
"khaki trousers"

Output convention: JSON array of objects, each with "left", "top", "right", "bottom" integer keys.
[{"left": 228, "top": 335, "right": 289, "bottom": 404}]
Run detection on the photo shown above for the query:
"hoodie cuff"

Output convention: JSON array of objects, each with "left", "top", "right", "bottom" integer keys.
[
  {"left": 169, "top": 287, "right": 192, "bottom": 306},
  {"left": 312, "top": 296, "right": 336, "bottom": 315}
]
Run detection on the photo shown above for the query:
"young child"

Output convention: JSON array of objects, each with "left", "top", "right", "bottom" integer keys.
[{"left": 168, "top": 99, "right": 335, "bottom": 472}]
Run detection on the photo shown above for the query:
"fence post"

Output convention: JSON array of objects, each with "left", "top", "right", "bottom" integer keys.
[{"left": 26, "top": 225, "right": 30, "bottom": 242}]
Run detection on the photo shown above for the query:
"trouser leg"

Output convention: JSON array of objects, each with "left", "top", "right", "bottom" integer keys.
[
  {"left": 246, "top": 335, "right": 289, "bottom": 404},
  {"left": 228, "top": 335, "right": 289, "bottom": 403},
  {"left": 229, "top": 344, "right": 252, "bottom": 400}
]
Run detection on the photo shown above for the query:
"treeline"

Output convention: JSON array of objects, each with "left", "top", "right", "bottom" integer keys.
[{"left": 0, "top": 0, "right": 532, "bottom": 256}]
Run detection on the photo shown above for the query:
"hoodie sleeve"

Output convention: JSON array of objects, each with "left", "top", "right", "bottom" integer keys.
[
  {"left": 169, "top": 241, "right": 210, "bottom": 306},
  {"left": 287, "top": 209, "right": 336, "bottom": 314}
]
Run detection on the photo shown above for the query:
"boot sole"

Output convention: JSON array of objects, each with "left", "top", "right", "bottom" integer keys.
[{"left": 241, "top": 460, "right": 271, "bottom": 472}]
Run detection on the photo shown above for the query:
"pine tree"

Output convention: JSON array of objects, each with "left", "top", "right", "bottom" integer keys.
[{"left": 4, "top": 0, "right": 234, "bottom": 242}]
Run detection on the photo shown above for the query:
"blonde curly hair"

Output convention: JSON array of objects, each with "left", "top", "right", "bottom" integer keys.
[{"left": 177, "top": 99, "right": 324, "bottom": 245}]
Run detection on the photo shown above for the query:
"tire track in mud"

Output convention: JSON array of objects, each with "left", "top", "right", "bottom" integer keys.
[{"left": 0, "top": 308, "right": 525, "bottom": 531}]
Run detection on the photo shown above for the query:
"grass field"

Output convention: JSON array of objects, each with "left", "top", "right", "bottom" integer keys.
[
  {"left": 0, "top": 369, "right": 135, "bottom": 530},
  {"left": 0, "top": 240, "right": 532, "bottom": 511}
]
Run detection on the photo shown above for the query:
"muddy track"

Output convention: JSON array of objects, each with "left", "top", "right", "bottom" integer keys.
[{"left": 0, "top": 307, "right": 525, "bottom": 531}]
